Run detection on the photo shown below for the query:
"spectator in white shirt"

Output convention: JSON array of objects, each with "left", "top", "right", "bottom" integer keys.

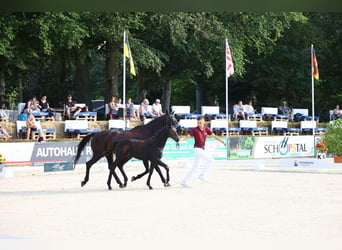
[{"left": 152, "top": 99, "right": 164, "bottom": 116}]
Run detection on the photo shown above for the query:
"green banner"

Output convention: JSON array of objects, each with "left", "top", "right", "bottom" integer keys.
[{"left": 44, "top": 162, "right": 74, "bottom": 172}]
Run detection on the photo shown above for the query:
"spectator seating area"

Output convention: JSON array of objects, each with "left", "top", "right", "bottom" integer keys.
[
  {"left": 179, "top": 119, "right": 198, "bottom": 135},
  {"left": 64, "top": 120, "right": 100, "bottom": 139},
  {"left": 329, "top": 110, "right": 342, "bottom": 121},
  {"left": 261, "top": 107, "right": 289, "bottom": 121},
  {"left": 210, "top": 119, "right": 241, "bottom": 136},
  {"left": 108, "top": 120, "right": 130, "bottom": 131},
  {"left": 18, "top": 102, "right": 55, "bottom": 121},
  {"left": 5, "top": 103, "right": 331, "bottom": 140},
  {"left": 271, "top": 121, "right": 300, "bottom": 136},
  {"left": 0, "top": 130, "right": 8, "bottom": 140},
  {"left": 300, "top": 120, "right": 327, "bottom": 135},
  {"left": 201, "top": 106, "right": 229, "bottom": 121},
  {"left": 16, "top": 120, "right": 56, "bottom": 140},
  {"left": 239, "top": 120, "right": 269, "bottom": 136},
  {"left": 171, "top": 105, "right": 191, "bottom": 120},
  {"left": 65, "top": 103, "right": 97, "bottom": 121}
]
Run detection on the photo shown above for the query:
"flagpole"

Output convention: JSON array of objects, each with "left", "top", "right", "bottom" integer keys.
[
  {"left": 311, "top": 44, "right": 315, "bottom": 136},
  {"left": 123, "top": 31, "right": 127, "bottom": 128},
  {"left": 225, "top": 39, "right": 229, "bottom": 160}
]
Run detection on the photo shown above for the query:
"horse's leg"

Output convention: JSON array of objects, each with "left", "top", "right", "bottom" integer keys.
[
  {"left": 131, "top": 160, "right": 149, "bottom": 182},
  {"left": 156, "top": 160, "right": 170, "bottom": 187},
  {"left": 106, "top": 154, "right": 113, "bottom": 170},
  {"left": 146, "top": 161, "right": 157, "bottom": 190},
  {"left": 105, "top": 154, "right": 123, "bottom": 187},
  {"left": 107, "top": 161, "right": 124, "bottom": 190},
  {"left": 81, "top": 155, "right": 102, "bottom": 187},
  {"left": 117, "top": 162, "right": 129, "bottom": 188}
]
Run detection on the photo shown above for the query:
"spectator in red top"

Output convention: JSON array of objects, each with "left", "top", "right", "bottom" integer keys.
[{"left": 180, "top": 116, "right": 226, "bottom": 187}]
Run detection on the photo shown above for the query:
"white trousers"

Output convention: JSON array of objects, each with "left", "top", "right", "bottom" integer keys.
[{"left": 182, "top": 148, "right": 214, "bottom": 183}]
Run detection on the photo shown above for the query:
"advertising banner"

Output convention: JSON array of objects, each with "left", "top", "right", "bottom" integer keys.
[
  {"left": 0, "top": 136, "right": 317, "bottom": 167},
  {"left": 252, "top": 136, "right": 315, "bottom": 158},
  {"left": 0, "top": 137, "right": 228, "bottom": 167}
]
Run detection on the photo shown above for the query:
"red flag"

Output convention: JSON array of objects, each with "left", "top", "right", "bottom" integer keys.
[
  {"left": 226, "top": 39, "right": 234, "bottom": 78},
  {"left": 311, "top": 46, "right": 319, "bottom": 80}
]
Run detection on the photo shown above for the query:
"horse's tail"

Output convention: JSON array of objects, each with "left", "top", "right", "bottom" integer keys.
[{"left": 74, "top": 133, "right": 94, "bottom": 166}]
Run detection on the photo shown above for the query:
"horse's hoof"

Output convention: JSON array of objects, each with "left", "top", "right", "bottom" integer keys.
[
  {"left": 81, "top": 181, "right": 86, "bottom": 187},
  {"left": 119, "top": 184, "right": 125, "bottom": 188},
  {"left": 131, "top": 176, "right": 136, "bottom": 182},
  {"left": 148, "top": 186, "right": 153, "bottom": 190},
  {"left": 164, "top": 183, "right": 171, "bottom": 187},
  {"left": 108, "top": 186, "right": 112, "bottom": 190}
]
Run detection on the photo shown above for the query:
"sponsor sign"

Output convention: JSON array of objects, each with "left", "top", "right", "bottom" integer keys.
[
  {"left": 30, "top": 142, "right": 107, "bottom": 166},
  {"left": 253, "top": 136, "right": 315, "bottom": 158},
  {"left": 0, "top": 136, "right": 320, "bottom": 167},
  {"left": 44, "top": 162, "right": 74, "bottom": 172},
  {"left": 280, "top": 158, "right": 328, "bottom": 169}
]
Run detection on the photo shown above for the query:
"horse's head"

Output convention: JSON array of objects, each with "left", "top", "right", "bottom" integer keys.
[
  {"left": 167, "top": 123, "right": 180, "bottom": 148},
  {"left": 166, "top": 112, "right": 182, "bottom": 135}
]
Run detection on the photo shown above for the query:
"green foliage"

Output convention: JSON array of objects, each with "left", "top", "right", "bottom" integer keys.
[
  {"left": 323, "top": 119, "right": 342, "bottom": 156},
  {"left": 0, "top": 11, "right": 340, "bottom": 121}
]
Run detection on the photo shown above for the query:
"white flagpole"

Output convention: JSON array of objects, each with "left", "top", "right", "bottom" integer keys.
[
  {"left": 123, "top": 31, "right": 127, "bottom": 128},
  {"left": 311, "top": 44, "right": 315, "bottom": 136},
  {"left": 225, "top": 39, "right": 229, "bottom": 160}
]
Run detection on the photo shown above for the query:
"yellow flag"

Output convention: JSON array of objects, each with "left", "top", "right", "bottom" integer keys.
[{"left": 123, "top": 34, "right": 136, "bottom": 76}]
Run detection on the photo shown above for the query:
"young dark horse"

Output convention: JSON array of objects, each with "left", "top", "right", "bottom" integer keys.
[
  {"left": 73, "top": 113, "right": 181, "bottom": 188},
  {"left": 107, "top": 123, "right": 180, "bottom": 190}
]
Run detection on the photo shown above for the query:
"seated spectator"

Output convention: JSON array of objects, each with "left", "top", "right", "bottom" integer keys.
[
  {"left": 26, "top": 113, "right": 37, "bottom": 140},
  {"left": 39, "top": 95, "right": 55, "bottom": 116},
  {"left": 233, "top": 101, "right": 246, "bottom": 120},
  {"left": 152, "top": 99, "right": 164, "bottom": 116},
  {"left": 333, "top": 104, "right": 342, "bottom": 119},
  {"left": 245, "top": 100, "right": 256, "bottom": 115},
  {"left": 37, "top": 131, "right": 45, "bottom": 143},
  {"left": 279, "top": 101, "right": 293, "bottom": 121},
  {"left": 0, "top": 109, "right": 9, "bottom": 121},
  {"left": 64, "top": 94, "right": 82, "bottom": 119},
  {"left": 139, "top": 98, "right": 153, "bottom": 119},
  {"left": 0, "top": 125, "right": 11, "bottom": 139},
  {"left": 126, "top": 98, "right": 140, "bottom": 120},
  {"left": 23, "top": 97, "right": 40, "bottom": 114},
  {"left": 116, "top": 98, "right": 124, "bottom": 108},
  {"left": 108, "top": 96, "right": 119, "bottom": 118}
]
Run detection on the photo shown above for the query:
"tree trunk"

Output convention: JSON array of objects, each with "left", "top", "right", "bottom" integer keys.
[
  {"left": 0, "top": 60, "right": 5, "bottom": 109},
  {"left": 76, "top": 52, "right": 90, "bottom": 106},
  {"left": 17, "top": 70, "right": 23, "bottom": 104},
  {"left": 105, "top": 40, "right": 119, "bottom": 104},
  {"left": 136, "top": 66, "right": 146, "bottom": 103},
  {"left": 162, "top": 78, "right": 172, "bottom": 113}
]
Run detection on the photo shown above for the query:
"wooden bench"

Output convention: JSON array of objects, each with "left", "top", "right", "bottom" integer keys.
[
  {"left": 108, "top": 120, "right": 130, "bottom": 131},
  {"left": 210, "top": 119, "right": 240, "bottom": 136},
  {"left": 32, "top": 112, "right": 55, "bottom": 121},
  {"left": 261, "top": 107, "right": 289, "bottom": 121},
  {"left": 16, "top": 120, "right": 56, "bottom": 140},
  {"left": 246, "top": 113, "right": 263, "bottom": 122},
  {"left": 75, "top": 111, "right": 97, "bottom": 121},
  {"left": 271, "top": 121, "right": 300, "bottom": 136},
  {"left": 171, "top": 106, "right": 191, "bottom": 120},
  {"left": 64, "top": 120, "right": 100, "bottom": 139},
  {"left": 240, "top": 120, "right": 268, "bottom": 136},
  {"left": 300, "top": 121, "right": 327, "bottom": 135},
  {"left": 179, "top": 119, "right": 198, "bottom": 135}
]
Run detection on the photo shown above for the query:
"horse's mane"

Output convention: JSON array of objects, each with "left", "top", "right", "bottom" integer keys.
[{"left": 130, "top": 114, "right": 172, "bottom": 131}]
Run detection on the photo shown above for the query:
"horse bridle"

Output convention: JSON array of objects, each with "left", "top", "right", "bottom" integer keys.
[{"left": 167, "top": 115, "right": 181, "bottom": 149}]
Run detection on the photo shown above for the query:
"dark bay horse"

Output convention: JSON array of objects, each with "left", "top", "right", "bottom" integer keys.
[
  {"left": 73, "top": 113, "right": 180, "bottom": 188},
  {"left": 107, "top": 123, "right": 180, "bottom": 190}
]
